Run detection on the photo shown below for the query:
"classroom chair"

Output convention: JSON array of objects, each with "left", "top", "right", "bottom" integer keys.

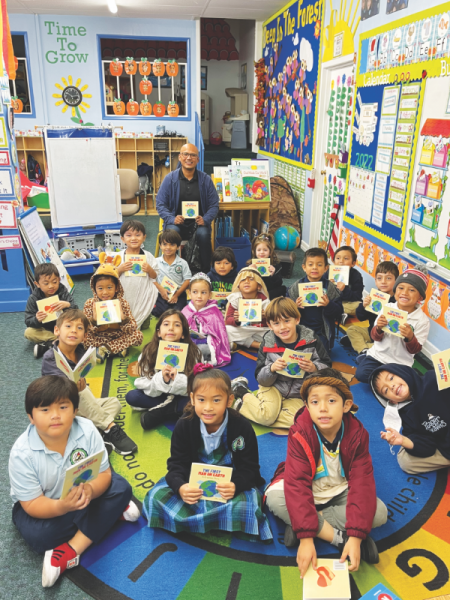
[{"left": 118, "top": 169, "right": 145, "bottom": 217}]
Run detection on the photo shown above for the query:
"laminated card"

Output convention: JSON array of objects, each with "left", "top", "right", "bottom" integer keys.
[
  {"left": 432, "top": 348, "right": 450, "bottom": 391},
  {"left": 359, "top": 584, "right": 400, "bottom": 600},
  {"left": 366, "top": 289, "right": 391, "bottom": 315},
  {"left": 160, "top": 275, "right": 178, "bottom": 300},
  {"left": 53, "top": 347, "right": 96, "bottom": 384},
  {"left": 96, "top": 299, "right": 122, "bottom": 325},
  {"left": 303, "top": 559, "right": 350, "bottom": 600},
  {"left": 238, "top": 298, "right": 262, "bottom": 323},
  {"left": 329, "top": 265, "right": 349, "bottom": 285},
  {"left": 279, "top": 350, "right": 312, "bottom": 378},
  {"left": 382, "top": 305, "right": 408, "bottom": 337},
  {"left": 252, "top": 258, "right": 270, "bottom": 277},
  {"left": 60, "top": 451, "right": 104, "bottom": 499},
  {"left": 125, "top": 254, "right": 147, "bottom": 277},
  {"left": 36, "top": 295, "right": 61, "bottom": 324},
  {"left": 182, "top": 201, "right": 199, "bottom": 218},
  {"left": 155, "top": 341, "right": 188, "bottom": 372},
  {"left": 188, "top": 463, "right": 233, "bottom": 503},
  {"left": 298, "top": 282, "right": 323, "bottom": 307}
]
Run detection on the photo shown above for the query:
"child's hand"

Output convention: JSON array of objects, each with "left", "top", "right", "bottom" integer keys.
[
  {"left": 380, "top": 427, "right": 414, "bottom": 449},
  {"left": 399, "top": 323, "right": 413, "bottom": 341},
  {"left": 336, "top": 282, "right": 346, "bottom": 292},
  {"left": 77, "top": 378, "right": 87, "bottom": 392},
  {"left": 59, "top": 483, "right": 90, "bottom": 514},
  {"left": 36, "top": 310, "right": 48, "bottom": 322},
  {"left": 376, "top": 314, "right": 388, "bottom": 331},
  {"left": 363, "top": 295, "right": 371, "bottom": 307},
  {"left": 160, "top": 288, "right": 169, "bottom": 301},
  {"left": 269, "top": 265, "right": 275, "bottom": 275},
  {"left": 319, "top": 294, "right": 330, "bottom": 307},
  {"left": 297, "top": 538, "right": 317, "bottom": 579},
  {"left": 179, "top": 484, "right": 203, "bottom": 504},
  {"left": 296, "top": 297, "right": 303, "bottom": 308},
  {"left": 118, "top": 261, "right": 133, "bottom": 275},
  {"left": 271, "top": 358, "right": 287, "bottom": 372},
  {"left": 142, "top": 262, "right": 153, "bottom": 275},
  {"left": 298, "top": 358, "right": 316, "bottom": 373},
  {"left": 234, "top": 309, "right": 240, "bottom": 321},
  {"left": 168, "top": 293, "right": 179, "bottom": 305},
  {"left": 161, "top": 364, "right": 172, "bottom": 384},
  {"left": 340, "top": 536, "right": 361, "bottom": 572},
  {"left": 217, "top": 481, "right": 236, "bottom": 500},
  {"left": 51, "top": 300, "right": 71, "bottom": 312},
  {"left": 169, "top": 367, "right": 177, "bottom": 381}
]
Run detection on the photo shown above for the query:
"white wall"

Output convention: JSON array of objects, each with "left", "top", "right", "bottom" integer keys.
[
  {"left": 239, "top": 20, "right": 255, "bottom": 142},
  {"left": 201, "top": 58, "right": 240, "bottom": 136}
]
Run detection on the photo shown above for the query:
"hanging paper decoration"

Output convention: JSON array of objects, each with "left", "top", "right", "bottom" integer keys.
[
  {"left": 109, "top": 58, "right": 123, "bottom": 76},
  {"left": 153, "top": 101, "right": 166, "bottom": 117},
  {"left": 126, "top": 98, "right": 139, "bottom": 116},
  {"left": 166, "top": 59, "right": 179, "bottom": 77},
  {"left": 153, "top": 59, "right": 165, "bottom": 77},
  {"left": 124, "top": 57, "right": 137, "bottom": 75},
  {"left": 140, "top": 100, "right": 152, "bottom": 116},
  {"left": 11, "top": 96, "right": 23, "bottom": 113},
  {"left": 167, "top": 101, "right": 179, "bottom": 117},
  {"left": 139, "top": 77, "right": 153, "bottom": 95},
  {"left": 139, "top": 58, "right": 151, "bottom": 76},
  {"left": 113, "top": 98, "right": 125, "bottom": 115}
]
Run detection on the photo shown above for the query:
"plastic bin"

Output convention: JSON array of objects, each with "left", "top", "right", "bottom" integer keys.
[
  {"left": 104, "top": 230, "right": 126, "bottom": 250},
  {"left": 231, "top": 120, "right": 247, "bottom": 149},
  {"left": 27, "top": 192, "right": 50, "bottom": 209},
  {"left": 216, "top": 236, "right": 251, "bottom": 272}
]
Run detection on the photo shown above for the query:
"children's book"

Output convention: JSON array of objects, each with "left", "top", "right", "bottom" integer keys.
[
  {"left": 229, "top": 165, "right": 244, "bottom": 201},
  {"left": 53, "top": 347, "right": 96, "bottom": 384},
  {"left": 298, "top": 282, "right": 323, "bottom": 307},
  {"left": 329, "top": 265, "right": 350, "bottom": 285},
  {"left": 239, "top": 298, "right": 262, "bottom": 323},
  {"left": 432, "top": 348, "right": 450, "bottom": 391},
  {"left": 211, "top": 291, "right": 230, "bottom": 310},
  {"left": 302, "top": 559, "right": 350, "bottom": 600},
  {"left": 161, "top": 275, "right": 178, "bottom": 300},
  {"left": 60, "top": 450, "right": 104, "bottom": 499},
  {"left": 252, "top": 258, "right": 270, "bottom": 277},
  {"left": 188, "top": 462, "right": 233, "bottom": 503},
  {"left": 220, "top": 167, "right": 232, "bottom": 202},
  {"left": 96, "top": 299, "right": 122, "bottom": 325},
  {"left": 155, "top": 341, "right": 189, "bottom": 372},
  {"left": 36, "top": 295, "right": 61, "bottom": 323},
  {"left": 366, "top": 289, "right": 391, "bottom": 315},
  {"left": 182, "top": 201, "right": 199, "bottom": 218},
  {"left": 189, "top": 329, "right": 207, "bottom": 340},
  {"left": 279, "top": 350, "right": 313, "bottom": 378},
  {"left": 241, "top": 168, "right": 271, "bottom": 202},
  {"left": 213, "top": 167, "right": 224, "bottom": 202},
  {"left": 359, "top": 584, "right": 400, "bottom": 600},
  {"left": 382, "top": 305, "right": 408, "bottom": 337},
  {"left": 125, "top": 254, "right": 147, "bottom": 277}
]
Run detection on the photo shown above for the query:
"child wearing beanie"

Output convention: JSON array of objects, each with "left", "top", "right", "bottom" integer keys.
[{"left": 355, "top": 265, "right": 430, "bottom": 383}]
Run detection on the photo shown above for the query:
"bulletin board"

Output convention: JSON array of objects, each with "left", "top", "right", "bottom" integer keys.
[{"left": 259, "top": 0, "right": 324, "bottom": 170}]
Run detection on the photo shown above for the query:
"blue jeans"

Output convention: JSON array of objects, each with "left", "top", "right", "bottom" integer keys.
[
  {"left": 166, "top": 223, "right": 211, "bottom": 273},
  {"left": 355, "top": 355, "right": 383, "bottom": 384},
  {"left": 126, "top": 388, "right": 189, "bottom": 413}
]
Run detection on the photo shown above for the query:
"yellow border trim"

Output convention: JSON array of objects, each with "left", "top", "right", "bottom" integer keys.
[{"left": 262, "top": 0, "right": 298, "bottom": 28}]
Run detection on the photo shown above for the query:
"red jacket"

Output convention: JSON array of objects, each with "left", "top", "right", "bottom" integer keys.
[
  {"left": 225, "top": 291, "right": 268, "bottom": 327},
  {"left": 276, "top": 407, "right": 377, "bottom": 540}
]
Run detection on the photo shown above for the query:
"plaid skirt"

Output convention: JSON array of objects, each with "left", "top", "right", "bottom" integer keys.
[{"left": 143, "top": 477, "right": 273, "bottom": 542}]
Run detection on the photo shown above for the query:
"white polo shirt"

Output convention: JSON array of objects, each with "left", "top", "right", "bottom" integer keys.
[
  {"left": 9, "top": 416, "right": 109, "bottom": 504},
  {"left": 156, "top": 255, "right": 192, "bottom": 287}
]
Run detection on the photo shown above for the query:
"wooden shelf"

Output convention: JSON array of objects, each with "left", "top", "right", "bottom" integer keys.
[{"left": 16, "top": 135, "right": 48, "bottom": 186}]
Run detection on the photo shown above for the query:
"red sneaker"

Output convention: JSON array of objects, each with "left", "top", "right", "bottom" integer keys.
[{"left": 42, "top": 542, "right": 79, "bottom": 588}]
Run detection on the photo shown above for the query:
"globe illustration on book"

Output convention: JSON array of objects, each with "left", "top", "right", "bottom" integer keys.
[
  {"left": 333, "top": 274, "right": 340, "bottom": 282},
  {"left": 199, "top": 480, "right": 218, "bottom": 498},
  {"left": 244, "top": 308, "right": 257, "bottom": 320},
  {"left": 164, "top": 354, "right": 180, "bottom": 368},
  {"left": 80, "top": 363, "right": 93, "bottom": 378},
  {"left": 388, "top": 319, "right": 400, "bottom": 333},
  {"left": 371, "top": 300, "right": 382, "bottom": 313},
  {"left": 286, "top": 362, "right": 301, "bottom": 376},
  {"left": 257, "top": 266, "right": 267, "bottom": 275},
  {"left": 73, "top": 469, "right": 93, "bottom": 487},
  {"left": 101, "top": 310, "right": 111, "bottom": 322},
  {"left": 305, "top": 293, "right": 318, "bottom": 305},
  {"left": 187, "top": 208, "right": 195, "bottom": 217},
  {"left": 131, "top": 263, "right": 142, "bottom": 275}
]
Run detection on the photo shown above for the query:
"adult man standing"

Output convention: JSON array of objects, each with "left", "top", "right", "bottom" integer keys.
[{"left": 156, "top": 143, "right": 219, "bottom": 273}]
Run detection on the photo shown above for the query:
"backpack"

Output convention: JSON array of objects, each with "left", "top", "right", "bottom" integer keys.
[
  {"left": 268, "top": 176, "right": 302, "bottom": 245},
  {"left": 27, "top": 154, "right": 44, "bottom": 184}
]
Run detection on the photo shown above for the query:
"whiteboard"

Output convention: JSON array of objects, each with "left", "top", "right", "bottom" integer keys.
[{"left": 46, "top": 134, "right": 121, "bottom": 230}]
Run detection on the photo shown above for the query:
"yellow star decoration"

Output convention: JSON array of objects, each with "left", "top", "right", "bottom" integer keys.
[{"left": 52, "top": 75, "right": 92, "bottom": 117}]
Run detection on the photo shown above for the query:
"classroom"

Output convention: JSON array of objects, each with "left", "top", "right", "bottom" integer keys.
[{"left": 1, "top": 0, "right": 450, "bottom": 598}]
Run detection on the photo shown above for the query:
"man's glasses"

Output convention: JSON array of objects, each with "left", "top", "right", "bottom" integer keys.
[{"left": 180, "top": 152, "right": 199, "bottom": 159}]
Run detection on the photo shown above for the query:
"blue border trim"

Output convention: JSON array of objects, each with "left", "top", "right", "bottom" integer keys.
[
  {"left": 97, "top": 35, "right": 191, "bottom": 122},
  {"left": 11, "top": 31, "right": 36, "bottom": 119}
]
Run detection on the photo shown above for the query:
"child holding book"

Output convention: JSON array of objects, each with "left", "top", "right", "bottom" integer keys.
[
  {"left": 225, "top": 267, "right": 271, "bottom": 351},
  {"left": 355, "top": 266, "right": 430, "bottom": 383},
  {"left": 288, "top": 248, "right": 343, "bottom": 351},
  {"left": 247, "top": 233, "right": 286, "bottom": 300},
  {"left": 182, "top": 273, "right": 231, "bottom": 366},
  {"left": 24, "top": 263, "right": 78, "bottom": 359},
  {"left": 41, "top": 309, "right": 137, "bottom": 455},
  {"left": 126, "top": 309, "right": 202, "bottom": 430},
  {"left": 207, "top": 246, "right": 238, "bottom": 293},
  {"left": 117, "top": 220, "right": 159, "bottom": 330},
  {"left": 333, "top": 246, "right": 364, "bottom": 317},
  {"left": 265, "top": 369, "right": 387, "bottom": 575},
  {"left": 231, "top": 297, "right": 331, "bottom": 429},
  {"left": 83, "top": 256, "right": 143, "bottom": 362},
  {"left": 143, "top": 365, "right": 273, "bottom": 542},
  {"left": 153, "top": 229, "right": 192, "bottom": 317},
  {"left": 341, "top": 261, "right": 398, "bottom": 355},
  {"left": 9, "top": 376, "right": 139, "bottom": 588},
  {"left": 372, "top": 364, "right": 450, "bottom": 474}
]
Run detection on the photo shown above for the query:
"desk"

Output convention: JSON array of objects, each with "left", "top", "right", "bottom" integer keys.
[{"left": 214, "top": 201, "right": 270, "bottom": 247}]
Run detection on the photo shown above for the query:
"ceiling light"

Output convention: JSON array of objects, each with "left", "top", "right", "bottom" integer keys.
[{"left": 107, "top": 0, "right": 118, "bottom": 13}]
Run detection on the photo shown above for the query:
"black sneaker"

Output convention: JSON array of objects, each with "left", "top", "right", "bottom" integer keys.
[
  {"left": 340, "top": 335, "right": 352, "bottom": 348},
  {"left": 34, "top": 340, "right": 53, "bottom": 359},
  {"left": 338, "top": 533, "right": 379, "bottom": 564},
  {"left": 341, "top": 313, "right": 349, "bottom": 326},
  {"left": 140, "top": 399, "right": 179, "bottom": 431},
  {"left": 231, "top": 376, "right": 250, "bottom": 400},
  {"left": 284, "top": 525, "right": 299, "bottom": 548},
  {"left": 102, "top": 425, "right": 137, "bottom": 455}
]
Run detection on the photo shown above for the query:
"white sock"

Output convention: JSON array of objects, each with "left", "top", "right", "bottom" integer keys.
[
  {"left": 104, "top": 425, "right": 115, "bottom": 434},
  {"left": 331, "top": 528, "right": 344, "bottom": 547}
]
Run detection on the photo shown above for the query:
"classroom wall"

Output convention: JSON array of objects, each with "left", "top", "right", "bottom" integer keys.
[
  {"left": 201, "top": 57, "right": 240, "bottom": 136},
  {"left": 239, "top": 20, "right": 256, "bottom": 141},
  {"left": 9, "top": 14, "right": 199, "bottom": 140}
]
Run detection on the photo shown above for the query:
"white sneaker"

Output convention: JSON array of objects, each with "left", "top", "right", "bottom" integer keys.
[
  {"left": 42, "top": 543, "right": 79, "bottom": 588},
  {"left": 121, "top": 500, "right": 141, "bottom": 522}
]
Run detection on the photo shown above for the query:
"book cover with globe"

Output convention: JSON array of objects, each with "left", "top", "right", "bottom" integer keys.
[
  {"left": 366, "top": 289, "right": 390, "bottom": 315},
  {"left": 329, "top": 265, "right": 349, "bottom": 285},
  {"left": 252, "top": 258, "right": 270, "bottom": 276},
  {"left": 238, "top": 298, "right": 262, "bottom": 323},
  {"left": 381, "top": 305, "right": 408, "bottom": 338},
  {"left": 96, "top": 299, "right": 122, "bottom": 325},
  {"left": 155, "top": 341, "right": 189, "bottom": 373},
  {"left": 125, "top": 254, "right": 147, "bottom": 277},
  {"left": 160, "top": 275, "right": 179, "bottom": 300},
  {"left": 279, "top": 350, "right": 313, "bottom": 379},
  {"left": 188, "top": 463, "right": 233, "bottom": 503},
  {"left": 53, "top": 346, "right": 96, "bottom": 384},
  {"left": 431, "top": 348, "right": 450, "bottom": 391},
  {"left": 211, "top": 291, "right": 230, "bottom": 310},
  {"left": 60, "top": 450, "right": 104, "bottom": 499},
  {"left": 298, "top": 282, "right": 323, "bottom": 307},
  {"left": 182, "top": 201, "right": 199, "bottom": 219}
]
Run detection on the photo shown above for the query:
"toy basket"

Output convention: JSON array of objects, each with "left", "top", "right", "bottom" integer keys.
[{"left": 210, "top": 132, "right": 222, "bottom": 146}]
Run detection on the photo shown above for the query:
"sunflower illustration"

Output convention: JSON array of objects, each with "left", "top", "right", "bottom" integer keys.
[{"left": 53, "top": 75, "right": 94, "bottom": 126}]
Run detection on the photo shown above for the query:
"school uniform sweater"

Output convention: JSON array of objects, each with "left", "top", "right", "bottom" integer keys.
[
  {"left": 207, "top": 266, "right": 238, "bottom": 293},
  {"left": 24, "top": 283, "right": 77, "bottom": 331},
  {"left": 339, "top": 267, "right": 364, "bottom": 303},
  {"left": 355, "top": 294, "right": 395, "bottom": 340}
]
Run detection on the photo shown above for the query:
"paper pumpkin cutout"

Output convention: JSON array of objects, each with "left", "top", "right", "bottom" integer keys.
[
  {"left": 154, "top": 101, "right": 166, "bottom": 117},
  {"left": 12, "top": 97, "right": 23, "bottom": 113},
  {"left": 140, "top": 100, "right": 152, "bottom": 116},
  {"left": 139, "top": 58, "right": 151, "bottom": 76},
  {"left": 113, "top": 98, "right": 125, "bottom": 115},
  {"left": 109, "top": 58, "right": 123, "bottom": 76},
  {"left": 167, "top": 101, "right": 179, "bottom": 117},
  {"left": 166, "top": 60, "right": 179, "bottom": 77},
  {"left": 126, "top": 99, "right": 139, "bottom": 116},
  {"left": 139, "top": 77, "right": 153, "bottom": 95},
  {"left": 124, "top": 57, "right": 137, "bottom": 75},
  {"left": 153, "top": 59, "right": 165, "bottom": 77}
]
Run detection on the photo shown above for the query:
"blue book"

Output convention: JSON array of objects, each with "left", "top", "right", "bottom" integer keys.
[{"left": 359, "top": 584, "right": 400, "bottom": 600}]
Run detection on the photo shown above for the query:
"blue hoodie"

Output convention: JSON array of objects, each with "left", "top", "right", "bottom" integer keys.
[{"left": 370, "top": 363, "right": 450, "bottom": 460}]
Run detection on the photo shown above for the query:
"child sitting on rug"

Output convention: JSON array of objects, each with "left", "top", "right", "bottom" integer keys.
[
  {"left": 265, "top": 368, "right": 387, "bottom": 576},
  {"left": 9, "top": 376, "right": 139, "bottom": 589},
  {"left": 332, "top": 245, "right": 364, "bottom": 318},
  {"left": 117, "top": 220, "right": 159, "bottom": 330},
  {"left": 225, "top": 267, "right": 270, "bottom": 351},
  {"left": 207, "top": 246, "right": 238, "bottom": 315},
  {"left": 247, "top": 233, "right": 286, "bottom": 300},
  {"left": 182, "top": 273, "right": 231, "bottom": 367},
  {"left": 143, "top": 365, "right": 273, "bottom": 543},
  {"left": 231, "top": 297, "right": 331, "bottom": 429},
  {"left": 372, "top": 363, "right": 450, "bottom": 474},
  {"left": 83, "top": 254, "right": 143, "bottom": 363},
  {"left": 126, "top": 309, "right": 202, "bottom": 430}
]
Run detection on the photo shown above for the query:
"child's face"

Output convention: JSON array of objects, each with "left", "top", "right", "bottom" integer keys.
[
  {"left": 35, "top": 273, "right": 60, "bottom": 298},
  {"left": 95, "top": 277, "right": 117, "bottom": 301},
  {"left": 269, "top": 315, "right": 300, "bottom": 344},
  {"left": 239, "top": 274, "right": 260, "bottom": 298},
  {"left": 190, "top": 380, "right": 233, "bottom": 433},
  {"left": 55, "top": 318, "right": 86, "bottom": 347},
  {"left": 375, "top": 371, "right": 411, "bottom": 403},
  {"left": 28, "top": 398, "right": 77, "bottom": 444},
  {"left": 255, "top": 243, "right": 271, "bottom": 259},
  {"left": 158, "top": 313, "right": 184, "bottom": 342},
  {"left": 306, "top": 385, "right": 353, "bottom": 437},
  {"left": 215, "top": 258, "right": 233, "bottom": 277},
  {"left": 302, "top": 255, "right": 328, "bottom": 281},
  {"left": 190, "top": 280, "right": 211, "bottom": 311},
  {"left": 334, "top": 250, "right": 355, "bottom": 267},
  {"left": 161, "top": 241, "right": 178, "bottom": 259},
  {"left": 395, "top": 282, "right": 422, "bottom": 312},
  {"left": 375, "top": 271, "right": 397, "bottom": 295},
  {"left": 122, "top": 228, "right": 146, "bottom": 253}
]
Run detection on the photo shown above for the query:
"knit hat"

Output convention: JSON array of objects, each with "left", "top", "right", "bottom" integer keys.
[
  {"left": 393, "top": 264, "right": 429, "bottom": 300},
  {"left": 300, "top": 368, "right": 353, "bottom": 402}
]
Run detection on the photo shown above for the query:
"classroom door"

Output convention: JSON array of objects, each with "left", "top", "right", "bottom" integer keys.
[{"left": 310, "top": 55, "right": 354, "bottom": 248}]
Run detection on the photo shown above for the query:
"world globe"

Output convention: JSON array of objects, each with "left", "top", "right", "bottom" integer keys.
[
  {"left": 164, "top": 354, "right": 180, "bottom": 368},
  {"left": 244, "top": 308, "right": 257, "bottom": 320},
  {"left": 101, "top": 310, "right": 111, "bottom": 322},
  {"left": 274, "top": 226, "right": 300, "bottom": 251},
  {"left": 305, "top": 293, "right": 318, "bottom": 305},
  {"left": 286, "top": 363, "right": 301, "bottom": 376},
  {"left": 80, "top": 363, "right": 94, "bottom": 378},
  {"left": 388, "top": 320, "right": 400, "bottom": 333},
  {"left": 200, "top": 480, "right": 218, "bottom": 498},
  {"left": 73, "top": 469, "right": 93, "bottom": 487},
  {"left": 131, "top": 263, "right": 142, "bottom": 274},
  {"left": 187, "top": 208, "right": 195, "bottom": 217},
  {"left": 372, "top": 300, "right": 382, "bottom": 313}
]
